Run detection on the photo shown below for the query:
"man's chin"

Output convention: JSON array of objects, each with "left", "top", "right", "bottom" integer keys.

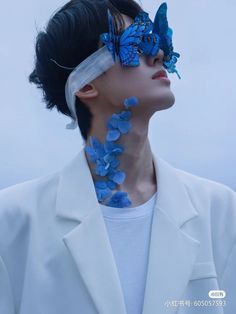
[{"left": 151, "top": 93, "right": 176, "bottom": 112}]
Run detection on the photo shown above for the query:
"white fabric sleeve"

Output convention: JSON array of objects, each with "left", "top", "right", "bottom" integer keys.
[{"left": 0, "top": 256, "right": 15, "bottom": 314}]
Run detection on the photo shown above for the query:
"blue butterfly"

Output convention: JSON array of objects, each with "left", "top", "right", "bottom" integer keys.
[
  {"left": 135, "top": 3, "right": 181, "bottom": 78},
  {"left": 152, "top": 2, "right": 181, "bottom": 78},
  {"left": 100, "top": 3, "right": 181, "bottom": 78},
  {"left": 132, "top": 3, "right": 181, "bottom": 78},
  {"left": 100, "top": 10, "right": 152, "bottom": 66}
]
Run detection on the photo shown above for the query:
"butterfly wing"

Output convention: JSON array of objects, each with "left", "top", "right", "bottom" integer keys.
[
  {"left": 120, "top": 22, "right": 149, "bottom": 46},
  {"left": 153, "top": 3, "right": 168, "bottom": 35},
  {"left": 119, "top": 45, "right": 140, "bottom": 66},
  {"left": 152, "top": 2, "right": 181, "bottom": 79},
  {"left": 118, "top": 21, "right": 150, "bottom": 66},
  {"left": 133, "top": 11, "right": 162, "bottom": 57},
  {"left": 153, "top": 2, "right": 172, "bottom": 56},
  {"left": 134, "top": 11, "right": 153, "bottom": 33},
  {"left": 139, "top": 33, "right": 161, "bottom": 56}
]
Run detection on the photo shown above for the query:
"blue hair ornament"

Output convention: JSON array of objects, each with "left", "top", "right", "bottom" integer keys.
[
  {"left": 100, "top": 2, "right": 181, "bottom": 79},
  {"left": 85, "top": 96, "right": 140, "bottom": 208}
]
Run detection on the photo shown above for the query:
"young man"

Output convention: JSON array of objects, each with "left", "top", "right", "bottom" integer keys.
[{"left": 0, "top": 0, "right": 235, "bottom": 313}]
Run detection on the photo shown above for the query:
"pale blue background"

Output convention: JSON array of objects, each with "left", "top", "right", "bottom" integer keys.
[{"left": 0, "top": 0, "right": 235, "bottom": 190}]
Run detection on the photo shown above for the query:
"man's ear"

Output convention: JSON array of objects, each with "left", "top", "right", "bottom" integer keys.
[{"left": 75, "top": 83, "right": 98, "bottom": 101}]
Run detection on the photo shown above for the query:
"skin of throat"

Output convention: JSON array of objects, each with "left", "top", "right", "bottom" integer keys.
[{"left": 85, "top": 112, "right": 157, "bottom": 207}]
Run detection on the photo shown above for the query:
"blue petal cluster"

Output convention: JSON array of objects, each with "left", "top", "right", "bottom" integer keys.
[
  {"left": 85, "top": 138, "right": 124, "bottom": 177},
  {"left": 106, "top": 110, "right": 132, "bottom": 141},
  {"left": 85, "top": 97, "right": 139, "bottom": 207}
]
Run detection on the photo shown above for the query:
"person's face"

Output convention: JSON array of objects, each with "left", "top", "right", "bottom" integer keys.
[{"left": 78, "top": 14, "right": 175, "bottom": 119}]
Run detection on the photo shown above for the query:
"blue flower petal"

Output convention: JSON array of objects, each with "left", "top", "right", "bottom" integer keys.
[
  {"left": 123, "top": 96, "right": 139, "bottom": 109},
  {"left": 110, "top": 170, "right": 126, "bottom": 184},
  {"left": 110, "top": 158, "right": 120, "bottom": 169},
  {"left": 104, "top": 141, "right": 115, "bottom": 153},
  {"left": 117, "top": 120, "right": 132, "bottom": 134},
  {"left": 107, "top": 191, "right": 132, "bottom": 208},
  {"left": 95, "top": 181, "right": 107, "bottom": 189},
  {"left": 118, "top": 111, "right": 132, "bottom": 121},
  {"left": 95, "top": 182, "right": 112, "bottom": 201},
  {"left": 107, "top": 116, "right": 119, "bottom": 129},
  {"left": 95, "top": 164, "right": 109, "bottom": 176},
  {"left": 104, "top": 141, "right": 124, "bottom": 154},
  {"left": 103, "top": 153, "right": 114, "bottom": 163},
  {"left": 107, "top": 180, "right": 117, "bottom": 190},
  {"left": 106, "top": 129, "right": 121, "bottom": 141},
  {"left": 112, "top": 148, "right": 123, "bottom": 155},
  {"left": 90, "top": 136, "right": 105, "bottom": 156},
  {"left": 85, "top": 146, "right": 97, "bottom": 162}
]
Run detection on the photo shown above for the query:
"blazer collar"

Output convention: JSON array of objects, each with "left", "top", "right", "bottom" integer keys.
[
  {"left": 56, "top": 149, "right": 200, "bottom": 314},
  {"left": 56, "top": 149, "right": 198, "bottom": 226}
]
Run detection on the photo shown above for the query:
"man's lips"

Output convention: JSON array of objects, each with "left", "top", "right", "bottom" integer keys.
[{"left": 152, "top": 70, "right": 168, "bottom": 79}]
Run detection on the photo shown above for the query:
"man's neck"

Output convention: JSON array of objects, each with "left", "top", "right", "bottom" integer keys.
[{"left": 85, "top": 115, "right": 157, "bottom": 207}]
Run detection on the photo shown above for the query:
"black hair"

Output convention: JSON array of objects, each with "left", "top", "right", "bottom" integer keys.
[{"left": 28, "top": 0, "right": 143, "bottom": 140}]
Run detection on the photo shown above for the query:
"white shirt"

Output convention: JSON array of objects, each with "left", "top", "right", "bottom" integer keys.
[{"left": 100, "top": 192, "right": 157, "bottom": 314}]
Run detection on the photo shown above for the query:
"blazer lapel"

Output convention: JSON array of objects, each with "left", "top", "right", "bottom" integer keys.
[
  {"left": 55, "top": 149, "right": 200, "bottom": 314},
  {"left": 142, "top": 154, "right": 200, "bottom": 314},
  {"left": 55, "top": 150, "right": 127, "bottom": 314}
]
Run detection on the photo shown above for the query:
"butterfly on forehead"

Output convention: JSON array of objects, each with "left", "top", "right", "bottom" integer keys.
[
  {"left": 100, "top": 2, "right": 181, "bottom": 78},
  {"left": 100, "top": 10, "right": 153, "bottom": 66}
]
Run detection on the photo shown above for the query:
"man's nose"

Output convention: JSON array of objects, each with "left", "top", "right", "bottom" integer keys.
[{"left": 146, "top": 48, "right": 165, "bottom": 66}]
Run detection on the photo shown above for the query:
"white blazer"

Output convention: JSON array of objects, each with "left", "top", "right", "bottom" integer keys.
[{"left": 0, "top": 150, "right": 236, "bottom": 314}]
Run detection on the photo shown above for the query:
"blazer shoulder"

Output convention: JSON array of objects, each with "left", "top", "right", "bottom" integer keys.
[
  {"left": 174, "top": 165, "right": 236, "bottom": 239},
  {"left": 0, "top": 171, "right": 60, "bottom": 253},
  {"left": 0, "top": 170, "right": 60, "bottom": 214},
  {"left": 172, "top": 165, "right": 236, "bottom": 225},
  {"left": 174, "top": 166, "right": 235, "bottom": 200}
]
